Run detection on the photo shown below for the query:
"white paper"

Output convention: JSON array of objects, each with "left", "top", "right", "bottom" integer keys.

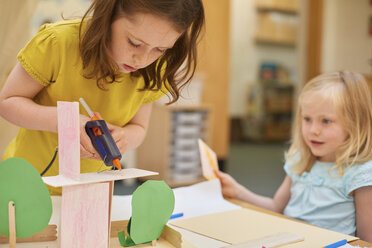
[
  {"left": 171, "top": 179, "right": 241, "bottom": 221},
  {"left": 111, "top": 179, "right": 241, "bottom": 221}
]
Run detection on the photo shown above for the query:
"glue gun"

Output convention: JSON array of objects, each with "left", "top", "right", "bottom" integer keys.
[{"left": 79, "top": 98, "right": 122, "bottom": 170}]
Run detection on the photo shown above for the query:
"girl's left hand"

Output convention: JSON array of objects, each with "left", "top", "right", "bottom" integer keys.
[
  {"left": 215, "top": 170, "right": 244, "bottom": 199},
  {"left": 93, "top": 112, "right": 129, "bottom": 156},
  {"left": 106, "top": 122, "right": 129, "bottom": 155}
]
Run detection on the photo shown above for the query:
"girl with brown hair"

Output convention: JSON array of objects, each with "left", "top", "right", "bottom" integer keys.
[{"left": 0, "top": 0, "right": 205, "bottom": 195}]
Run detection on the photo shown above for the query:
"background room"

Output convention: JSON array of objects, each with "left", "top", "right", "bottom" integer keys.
[{"left": 0, "top": 0, "right": 371, "bottom": 197}]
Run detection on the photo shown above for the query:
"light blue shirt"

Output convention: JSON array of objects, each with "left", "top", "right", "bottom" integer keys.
[{"left": 283, "top": 158, "right": 372, "bottom": 236}]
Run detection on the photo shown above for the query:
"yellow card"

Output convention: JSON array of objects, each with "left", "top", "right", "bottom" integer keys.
[{"left": 198, "top": 139, "right": 219, "bottom": 180}]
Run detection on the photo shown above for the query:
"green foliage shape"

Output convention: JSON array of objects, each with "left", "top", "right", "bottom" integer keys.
[
  {"left": 0, "top": 158, "right": 52, "bottom": 238},
  {"left": 121, "top": 180, "right": 175, "bottom": 246}
]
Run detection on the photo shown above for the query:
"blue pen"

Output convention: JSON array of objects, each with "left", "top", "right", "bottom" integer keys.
[
  {"left": 169, "top": 212, "right": 184, "bottom": 220},
  {"left": 322, "top": 239, "right": 347, "bottom": 248}
]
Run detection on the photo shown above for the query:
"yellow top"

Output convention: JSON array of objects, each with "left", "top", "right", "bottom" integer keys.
[{"left": 3, "top": 19, "right": 167, "bottom": 195}]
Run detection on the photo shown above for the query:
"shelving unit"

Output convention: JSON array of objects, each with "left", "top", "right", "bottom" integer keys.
[
  {"left": 255, "top": 0, "right": 298, "bottom": 46},
  {"left": 255, "top": 0, "right": 298, "bottom": 14},
  {"left": 244, "top": 81, "right": 294, "bottom": 142},
  {"left": 262, "top": 83, "right": 294, "bottom": 141},
  {"left": 136, "top": 104, "right": 212, "bottom": 187},
  {"left": 242, "top": 0, "right": 298, "bottom": 142},
  {"left": 255, "top": 38, "right": 296, "bottom": 47}
]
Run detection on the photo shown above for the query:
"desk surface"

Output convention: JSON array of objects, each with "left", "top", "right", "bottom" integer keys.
[
  {"left": 227, "top": 198, "right": 372, "bottom": 247},
  {"left": 1, "top": 185, "right": 371, "bottom": 247}
]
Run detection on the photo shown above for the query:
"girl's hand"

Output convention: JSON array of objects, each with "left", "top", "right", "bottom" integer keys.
[
  {"left": 79, "top": 112, "right": 128, "bottom": 160},
  {"left": 215, "top": 170, "right": 243, "bottom": 199},
  {"left": 104, "top": 121, "right": 129, "bottom": 156},
  {"left": 93, "top": 111, "right": 129, "bottom": 155},
  {"left": 79, "top": 114, "right": 101, "bottom": 160}
]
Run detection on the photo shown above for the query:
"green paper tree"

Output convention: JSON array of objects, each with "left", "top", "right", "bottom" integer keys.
[
  {"left": 118, "top": 180, "right": 175, "bottom": 246},
  {"left": 0, "top": 158, "right": 52, "bottom": 238}
]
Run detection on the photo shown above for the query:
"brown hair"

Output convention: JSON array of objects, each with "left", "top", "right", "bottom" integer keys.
[
  {"left": 79, "top": 0, "right": 205, "bottom": 104},
  {"left": 286, "top": 71, "right": 372, "bottom": 176}
]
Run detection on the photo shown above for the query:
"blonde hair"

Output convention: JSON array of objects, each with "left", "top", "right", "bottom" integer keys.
[{"left": 286, "top": 71, "right": 372, "bottom": 175}]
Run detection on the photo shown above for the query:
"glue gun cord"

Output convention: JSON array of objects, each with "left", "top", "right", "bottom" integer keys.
[{"left": 40, "top": 147, "right": 58, "bottom": 176}]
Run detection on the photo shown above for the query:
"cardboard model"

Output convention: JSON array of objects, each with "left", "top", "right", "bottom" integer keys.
[{"left": 43, "top": 101, "right": 157, "bottom": 248}]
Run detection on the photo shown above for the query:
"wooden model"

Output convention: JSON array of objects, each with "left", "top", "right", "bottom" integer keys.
[{"left": 42, "top": 101, "right": 157, "bottom": 248}]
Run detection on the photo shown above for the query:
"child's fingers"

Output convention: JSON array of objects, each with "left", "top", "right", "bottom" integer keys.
[
  {"left": 80, "top": 127, "right": 95, "bottom": 151},
  {"left": 214, "top": 169, "right": 221, "bottom": 175},
  {"left": 93, "top": 111, "right": 103, "bottom": 119},
  {"left": 80, "top": 144, "right": 94, "bottom": 159},
  {"left": 214, "top": 170, "right": 231, "bottom": 186},
  {"left": 215, "top": 169, "right": 228, "bottom": 179},
  {"left": 106, "top": 122, "right": 115, "bottom": 132},
  {"left": 101, "top": 119, "right": 116, "bottom": 132}
]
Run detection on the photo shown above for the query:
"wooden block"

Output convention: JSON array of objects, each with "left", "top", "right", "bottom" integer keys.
[
  {"left": 8, "top": 201, "right": 16, "bottom": 248},
  {"left": 110, "top": 220, "right": 129, "bottom": 238},
  {"left": 111, "top": 221, "right": 183, "bottom": 248},
  {"left": 0, "top": 221, "right": 182, "bottom": 247},
  {"left": 57, "top": 101, "right": 80, "bottom": 180},
  {"left": 60, "top": 183, "right": 110, "bottom": 248},
  {"left": 0, "top": 225, "right": 57, "bottom": 244},
  {"left": 222, "top": 232, "right": 304, "bottom": 248},
  {"left": 161, "top": 225, "right": 183, "bottom": 248}
]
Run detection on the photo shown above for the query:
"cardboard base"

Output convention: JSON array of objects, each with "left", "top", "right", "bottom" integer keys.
[{"left": 0, "top": 221, "right": 189, "bottom": 248}]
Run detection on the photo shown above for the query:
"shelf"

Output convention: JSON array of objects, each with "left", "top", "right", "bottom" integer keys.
[
  {"left": 249, "top": 0, "right": 298, "bottom": 142},
  {"left": 265, "top": 110, "right": 292, "bottom": 115},
  {"left": 136, "top": 105, "right": 211, "bottom": 187},
  {"left": 256, "top": 6, "right": 298, "bottom": 15},
  {"left": 261, "top": 82, "right": 294, "bottom": 88},
  {"left": 255, "top": 37, "right": 296, "bottom": 47},
  {"left": 255, "top": 0, "right": 299, "bottom": 15}
]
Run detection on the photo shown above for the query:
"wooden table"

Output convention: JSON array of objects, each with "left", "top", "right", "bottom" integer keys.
[
  {"left": 227, "top": 198, "right": 372, "bottom": 247},
  {"left": 1, "top": 196, "right": 371, "bottom": 247}
]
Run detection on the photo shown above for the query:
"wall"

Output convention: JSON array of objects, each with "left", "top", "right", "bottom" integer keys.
[
  {"left": 0, "top": 0, "right": 40, "bottom": 160},
  {"left": 197, "top": 0, "right": 231, "bottom": 158},
  {"left": 229, "top": 0, "right": 256, "bottom": 117},
  {"left": 0, "top": 0, "right": 94, "bottom": 161},
  {"left": 322, "top": 0, "right": 372, "bottom": 75}
]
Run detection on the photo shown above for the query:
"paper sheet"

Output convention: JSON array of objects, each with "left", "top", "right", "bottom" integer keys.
[
  {"left": 198, "top": 139, "right": 219, "bottom": 180},
  {"left": 171, "top": 208, "right": 358, "bottom": 247},
  {"left": 111, "top": 179, "right": 241, "bottom": 222}
]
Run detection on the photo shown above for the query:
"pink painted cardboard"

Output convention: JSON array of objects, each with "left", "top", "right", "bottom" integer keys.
[
  {"left": 60, "top": 183, "right": 110, "bottom": 248},
  {"left": 57, "top": 101, "right": 80, "bottom": 180}
]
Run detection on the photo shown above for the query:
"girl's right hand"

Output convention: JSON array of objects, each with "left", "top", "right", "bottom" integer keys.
[
  {"left": 215, "top": 170, "right": 243, "bottom": 199},
  {"left": 79, "top": 114, "right": 101, "bottom": 160}
]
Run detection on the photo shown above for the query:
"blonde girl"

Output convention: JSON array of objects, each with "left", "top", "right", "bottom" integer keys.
[
  {"left": 217, "top": 71, "right": 372, "bottom": 241},
  {"left": 0, "top": 0, "right": 205, "bottom": 195}
]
